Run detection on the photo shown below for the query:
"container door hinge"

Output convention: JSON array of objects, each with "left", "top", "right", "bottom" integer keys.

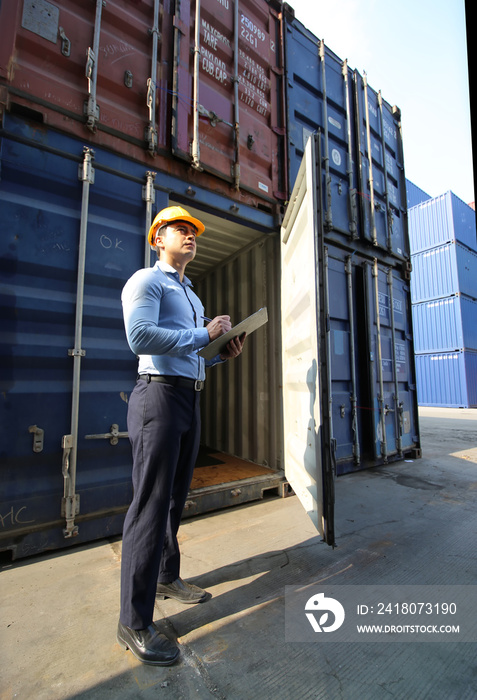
[
  {"left": 28, "top": 425, "right": 44, "bottom": 453},
  {"left": 61, "top": 434, "right": 80, "bottom": 538}
]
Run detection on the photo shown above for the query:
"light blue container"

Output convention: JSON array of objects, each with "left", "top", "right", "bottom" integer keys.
[
  {"left": 415, "top": 351, "right": 477, "bottom": 408},
  {"left": 410, "top": 241, "right": 477, "bottom": 303},
  {"left": 409, "top": 191, "right": 477, "bottom": 254},
  {"left": 406, "top": 179, "right": 431, "bottom": 209},
  {"left": 412, "top": 294, "right": 477, "bottom": 353}
]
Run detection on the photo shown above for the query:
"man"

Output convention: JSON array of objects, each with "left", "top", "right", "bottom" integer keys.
[{"left": 117, "top": 206, "right": 245, "bottom": 666}]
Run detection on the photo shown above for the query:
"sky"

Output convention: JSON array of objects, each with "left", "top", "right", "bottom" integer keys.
[{"left": 285, "top": 0, "right": 475, "bottom": 205}]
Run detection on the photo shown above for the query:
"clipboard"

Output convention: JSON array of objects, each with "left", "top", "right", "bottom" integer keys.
[{"left": 198, "top": 307, "right": 268, "bottom": 360}]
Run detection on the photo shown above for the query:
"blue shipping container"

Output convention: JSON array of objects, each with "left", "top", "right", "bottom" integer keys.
[
  {"left": 0, "top": 121, "right": 151, "bottom": 557},
  {"left": 408, "top": 191, "right": 477, "bottom": 254},
  {"left": 412, "top": 295, "right": 477, "bottom": 353},
  {"left": 0, "top": 115, "right": 284, "bottom": 559},
  {"left": 410, "top": 242, "right": 477, "bottom": 303},
  {"left": 353, "top": 70, "right": 408, "bottom": 260},
  {"left": 415, "top": 351, "right": 477, "bottom": 408},
  {"left": 282, "top": 10, "right": 409, "bottom": 263},
  {"left": 361, "top": 259, "right": 419, "bottom": 464},
  {"left": 283, "top": 15, "right": 359, "bottom": 240},
  {"left": 406, "top": 179, "right": 432, "bottom": 209}
]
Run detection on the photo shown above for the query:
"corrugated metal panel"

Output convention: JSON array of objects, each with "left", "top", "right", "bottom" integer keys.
[
  {"left": 0, "top": 0, "right": 287, "bottom": 209},
  {"left": 282, "top": 13, "right": 410, "bottom": 264},
  {"left": 0, "top": 124, "right": 141, "bottom": 558},
  {"left": 194, "top": 226, "right": 282, "bottom": 468},
  {"left": 0, "top": 0, "right": 173, "bottom": 155},
  {"left": 283, "top": 16, "right": 359, "bottom": 240},
  {"left": 406, "top": 179, "right": 432, "bottom": 209},
  {"left": 415, "top": 351, "right": 477, "bottom": 408},
  {"left": 409, "top": 191, "right": 477, "bottom": 254},
  {"left": 450, "top": 192, "right": 477, "bottom": 251},
  {"left": 410, "top": 242, "right": 477, "bottom": 303},
  {"left": 353, "top": 70, "right": 408, "bottom": 260},
  {"left": 412, "top": 295, "right": 477, "bottom": 353},
  {"left": 361, "top": 259, "right": 419, "bottom": 465},
  {"left": 172, "top": 0, "right": 287, "bottom": 201}
]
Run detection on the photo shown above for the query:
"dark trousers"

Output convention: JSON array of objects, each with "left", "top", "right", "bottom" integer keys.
[{"left": 120, "top": 378, "right": 201, "bottom": 629}]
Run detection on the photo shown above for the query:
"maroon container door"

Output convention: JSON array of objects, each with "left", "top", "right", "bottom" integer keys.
[
  {"left": 0, "top": 0, "right": 173, "bottom": 156},
  {"left": 1, "top": 0, "right": 286, "bottom": 205},
  {"left": 172, "top": 0, "right": 287, "bottom": 201}
]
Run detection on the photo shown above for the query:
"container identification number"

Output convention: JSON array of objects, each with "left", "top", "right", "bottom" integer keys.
[{"left": 241, "top": 14, "right": 266, "bottom": 48}]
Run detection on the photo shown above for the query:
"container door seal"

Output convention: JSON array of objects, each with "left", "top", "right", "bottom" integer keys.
[{"left": 280, "top": 134, "right": 335, "bottom": 546}]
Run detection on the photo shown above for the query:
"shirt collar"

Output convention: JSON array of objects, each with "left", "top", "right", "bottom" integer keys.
[{"left": 156, "top": 260, "right": 192, "bottom": 287}]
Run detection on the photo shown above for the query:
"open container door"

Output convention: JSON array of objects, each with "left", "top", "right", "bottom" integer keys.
[{"left": 280, "top": 134, "right": 335, "bottom": 546}]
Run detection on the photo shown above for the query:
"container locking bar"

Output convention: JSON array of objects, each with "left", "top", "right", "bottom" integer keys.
[
  {"left": 85, "top": 424, "right": 129, "bottom": 446},
  {"left": 319, "top": 41, "right": 333, "bottom": 232},
  {"left": 387, "top": 269, "right": 403, "bottom": 455},
  {"left": 61, "top": 147, "right": 95, "bottom": 539},
  {"left": 145, "top": 0, "right": 160, "bottom": 154},
  {"left": 342, "top": 60, "right": 358, "bottom": 239},
  {"left": 84, "top": 0, "right": 103, "bottom": 131},
  {"left": 345, "top": 256, "right": 360, "bottom": 464},
  {"left": 373, "top": 259, "right": 388, "bottom": 462},
  {"left": 142, "top": 171, "right": 156, "bottom": 267},
  {"left": 191, "top": 0, "right": 202, "bottom": 170},
  {"left": 378, "top": 91, "right": 393, "bottom": 251},
  {"left": 363, "top": 73, "right": 377, "bottom": 246},
  {"left": 61, "top": 434, "right": 80, "bottom": 538}
]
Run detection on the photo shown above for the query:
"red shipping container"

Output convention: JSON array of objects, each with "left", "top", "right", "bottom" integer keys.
[
  {"left": 0, "top": 0, "right": 287, "bottom": 207},
  {"left": 172, "top": 0, "right": 287, "bottom": 201}
]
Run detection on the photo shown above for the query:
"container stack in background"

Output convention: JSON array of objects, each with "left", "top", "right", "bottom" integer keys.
[
  {"left": 407, "top": 186, "right": 477, "bottom": 407},
  {"left": 0, "top": 0, "right": 421, "bottom": 559}
]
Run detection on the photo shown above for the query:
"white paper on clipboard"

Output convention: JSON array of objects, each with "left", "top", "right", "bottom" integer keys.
[{"left": 198, "top": 307, "right": 268, "bottom": 360}]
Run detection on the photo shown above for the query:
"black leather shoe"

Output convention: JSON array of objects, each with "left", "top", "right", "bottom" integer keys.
[
  {"left": 156, "top": 577, "right": 210, "bottom": 604},
  {"left": 117, "top": 621, "right": 179, "bottom": 666}
]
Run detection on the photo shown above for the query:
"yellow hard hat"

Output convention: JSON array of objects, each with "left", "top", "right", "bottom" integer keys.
[{"left": 148, "top": 205, "right": 205, "bottom": 245}]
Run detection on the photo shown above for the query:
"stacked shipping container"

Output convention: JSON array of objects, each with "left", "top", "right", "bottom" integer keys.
[
  {"left": 409, "top": 191, "right": 477, "bottom": 407},
  {"left": 282, "top": 9, "right": 418, "bottom": 476},
  {"left": 0, "top": 0, "right": 420, "bottom": 559}
]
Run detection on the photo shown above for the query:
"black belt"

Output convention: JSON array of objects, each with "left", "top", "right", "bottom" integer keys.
[{"left": 138, "top": 374, "right": 205, "bottom": 391}]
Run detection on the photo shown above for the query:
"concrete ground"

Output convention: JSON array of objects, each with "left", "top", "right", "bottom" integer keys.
[{"left": 1, "top": 407, "right": 476, "bottom": 700}]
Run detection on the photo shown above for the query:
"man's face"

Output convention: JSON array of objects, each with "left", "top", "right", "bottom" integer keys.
[{"left": 155, "top": 221, "right": 198, "bottom": 264}]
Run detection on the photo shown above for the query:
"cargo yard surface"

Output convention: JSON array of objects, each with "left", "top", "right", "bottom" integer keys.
[{"left": 1, "top": 406, "right": 476, "bottom": 700}]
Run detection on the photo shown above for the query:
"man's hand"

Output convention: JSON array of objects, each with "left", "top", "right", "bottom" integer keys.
[
  {"left": 220, "top": 333, "right": 246, "bottom": 360},
  {"left": 206, "top": 315, "right": 232, "bottom": 341}
]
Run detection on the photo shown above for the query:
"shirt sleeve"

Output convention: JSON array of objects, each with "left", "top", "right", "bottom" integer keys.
[
  {"left": 122, "top": 271, "right": 210, "bottom": 357},
  {"left": 206, "top": 354, "right": 226, "bottom": 368}
]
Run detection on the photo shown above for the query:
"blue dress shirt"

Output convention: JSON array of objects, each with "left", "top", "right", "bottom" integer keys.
[{"left": 122, "top": 261, "right": 222, "bottom": 379}]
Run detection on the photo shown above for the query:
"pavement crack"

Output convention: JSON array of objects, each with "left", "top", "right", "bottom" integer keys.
[{"left": 161, "top": 615, "right": 227, "bottom": 700}]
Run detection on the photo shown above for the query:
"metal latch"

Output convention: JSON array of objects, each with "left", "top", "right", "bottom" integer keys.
[
  {"left": 61, "top": 434, "right": 79, "bottom": 538},
  {"left": 124, "top": 70, "right": 133, "bottom": 88},
  {"left": 59, "top": 26, "right": 71, "bottom": 56},
  {"left": 28, "top": 425, "right": 44, "bottom": 453},
  {"left": 85, "top": 424, "right": 128, "bottom": 446}
]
